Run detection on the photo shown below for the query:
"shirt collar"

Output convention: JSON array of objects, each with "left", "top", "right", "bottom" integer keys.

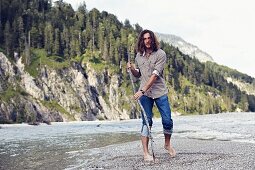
[{"left": 142, "top": 51, "right": 153, "bottom": 57}]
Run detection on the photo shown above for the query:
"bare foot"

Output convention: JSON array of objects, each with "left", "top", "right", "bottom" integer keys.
[
  {"left": 164, "top": 145, "right": 176, "bottom": 158},
  {"left": 144, "top": 154, "right": 154, "bottom": 162}
]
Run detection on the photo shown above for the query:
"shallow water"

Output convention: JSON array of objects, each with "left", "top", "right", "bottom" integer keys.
[
  {"left": 173, "top": 112, "right": 255, "bottom": 143},
  {"left": 0, "top": 112, "right": 254, "bottom": 169}
]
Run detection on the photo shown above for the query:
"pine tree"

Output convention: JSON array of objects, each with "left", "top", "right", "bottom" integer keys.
[
  {"left": 30, "top": 26, "right": 39, "bottom": 48},
  {"left": 70, "top": 29, "right": 81, "bottom": 57},
  {"left": 37, "top": 23, "right": 44, "bottom": 48},
  {"left": 80, "top": 30, "right": 86, "bottom": 54},
  {"left": 91, "top": 8, "right": 99, "bottom": 53},
  {"left": 53, "top": 28, "right": 60, "bottom": 56},
  {"left": 115, "top": 37, "right": 121, "bottom": 66},
  {"left": 62, "top": 26, "right": 70, "bottom": 59},
  {"left": 44, "top": 22, "right": 53, "bottom": 55},
  {"left": 17, "top": 16, "right": 25, "bottom": 52},
  {"left": 98, "top": 23, "right": 105, "bottom": 55},
  {"left": 134, "top": 23, "right": 143, "bottom": 34},
  {"left": 85, "top": 17, "right": 92, "bottom": 50},
  {"left": 4, "top": 21, "right": 12, "bottom": 57},
  {"left": 0, "top": 0, "right": 2, "bottom": 44},
  {"left": 0, "top": 21, "right": 3, "bottom": 45},
  {"left": 108, "top": 31, "right": 115, "bottom": 63},
  {"left": 120, "top": 28, "right": 127, "bottom": 48},
  {"left": 102, "top": 38, "right": 108, "bottom": 61}
]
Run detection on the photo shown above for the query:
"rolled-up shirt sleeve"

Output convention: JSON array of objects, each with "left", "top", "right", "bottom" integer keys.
[
  {"left": 152, "top": 69, "right": 160, "bottom": 76},
  {"left": 153, "top": 50, "right": 166, "bottom": 76}
]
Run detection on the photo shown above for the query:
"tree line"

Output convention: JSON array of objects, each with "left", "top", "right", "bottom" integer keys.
[
  {"left": 0, "top": 0, "right": 142, "bottom": 65},
  {"left": 1, "top": 0, "right": 255, "bottom": 114}
]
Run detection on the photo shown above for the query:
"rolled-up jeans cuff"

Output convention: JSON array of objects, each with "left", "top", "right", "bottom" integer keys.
[
  {"left": 141, "top": 125, "right": 150, "bottom": 137},
  {"left": 163, "top": 128, "right": 173, "bottom": 135}
]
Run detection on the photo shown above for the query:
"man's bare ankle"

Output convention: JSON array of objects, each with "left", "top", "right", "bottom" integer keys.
[
  {"left": 164, "top": 145, "right": 176, "bottom": 158},
  {"left": 164, "top": 144, "right": 170, "bottom": 149}
]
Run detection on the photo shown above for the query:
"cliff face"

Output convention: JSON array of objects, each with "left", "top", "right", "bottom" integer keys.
[{"left": 0, "top": 52, "right": 132, "bottom": 123}]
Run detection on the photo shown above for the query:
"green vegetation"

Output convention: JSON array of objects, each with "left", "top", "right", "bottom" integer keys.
[
  {"left": 0, "top": 48, "right": 4, "bottom": 53},
  {"left": 0, "top": 85, "right": 28, "bottom": 102},
  {"left": 41, "top": 100, "right": 75, "bottom": 121},
  {"left": 0, "top": 86, "right": 16, "bottom": 102},
  {"left": 24, "top": 49, "right": 70, "bottom": 77},
  {"left": 0, "top": 0, "right": 255, "bottom": 121}
]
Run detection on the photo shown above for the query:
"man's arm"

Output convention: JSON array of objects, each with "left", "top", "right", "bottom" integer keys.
[
  {"left": 133, "top": 73, "right": 158, "bottom": 100},
  {"left": 127, "top": 62, "right": 141, "bottom": 77}
]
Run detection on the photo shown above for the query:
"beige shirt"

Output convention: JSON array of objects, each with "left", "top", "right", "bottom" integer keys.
[{"left": 135, "top": 49, "right": 168, "bottom": 99}]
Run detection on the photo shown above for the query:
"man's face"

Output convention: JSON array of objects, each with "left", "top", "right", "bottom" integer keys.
[{"left": 143, "top": 33, "right": 152, "bottom": 49}]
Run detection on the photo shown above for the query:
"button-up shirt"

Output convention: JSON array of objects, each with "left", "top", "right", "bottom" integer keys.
[{"left": 135, "top": 49, "right": 168, "bottom": 99}]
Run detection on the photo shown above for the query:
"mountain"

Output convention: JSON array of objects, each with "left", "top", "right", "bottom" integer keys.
[
  {"left": 156, "top": 32, "right": 214, "bottom": 62},
  {"left": 0, "top": 0, "right": 255, "bottom": 124},
  {"left": 156, "top": 33, "right": 255, "bottom": 96}
]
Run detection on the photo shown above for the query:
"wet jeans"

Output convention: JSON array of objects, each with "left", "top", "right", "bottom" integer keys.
[{"left": 140, "top": 94, "right": 173, "bottom": 136}]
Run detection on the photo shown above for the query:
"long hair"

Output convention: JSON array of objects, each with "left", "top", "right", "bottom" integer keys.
[{"left": 136, "top": 29, "right": 160, "bottom": 54}]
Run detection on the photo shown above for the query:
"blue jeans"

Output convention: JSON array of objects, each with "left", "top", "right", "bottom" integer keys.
[{"left": 140, "top": 94, "right": 173, "bottom": 136}]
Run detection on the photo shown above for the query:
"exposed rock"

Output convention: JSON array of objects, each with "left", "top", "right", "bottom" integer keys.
[
  {"left": 0, "top": 52, "right": 134, "bottom": 123},
  {"left": 156, "top": 32, "right": 214, "bottom": 62},
  {"left": 226, "top": 77, "right": 255, "bottom": 95}
]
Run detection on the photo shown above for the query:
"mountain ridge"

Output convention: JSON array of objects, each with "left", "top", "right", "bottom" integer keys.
[{"left": 156, "top": 32, "right": 214, "bottom": 63}]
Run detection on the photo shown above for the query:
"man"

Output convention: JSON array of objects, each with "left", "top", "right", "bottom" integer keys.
[{"left": 127, "top": 29, "right": 176, "bottom": 161}]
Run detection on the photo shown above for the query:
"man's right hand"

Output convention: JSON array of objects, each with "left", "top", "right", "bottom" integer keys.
[
  {"left": 133, "top": 90, "right": 144, "bottom": 100},
  {"left": 127, "top": 62, "right": 132, "bottom": 69}
]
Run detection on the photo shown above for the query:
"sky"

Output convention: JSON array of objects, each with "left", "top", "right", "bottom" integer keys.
[{"left": 61, "top": 0, "right": 255, "bottom": 78}]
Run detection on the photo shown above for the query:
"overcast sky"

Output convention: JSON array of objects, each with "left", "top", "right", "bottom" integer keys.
[{"left": 62, "top": 0, "right": 255, "bottom": 78}]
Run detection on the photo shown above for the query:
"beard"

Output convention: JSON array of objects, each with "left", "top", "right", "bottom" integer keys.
[{"left": 145, "top": 43, "right": 151, "bottom": 49}]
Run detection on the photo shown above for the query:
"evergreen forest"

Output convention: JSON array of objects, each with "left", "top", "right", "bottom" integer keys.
[{"left": 1, "top": 0, "right": 255, "bottom": 120}]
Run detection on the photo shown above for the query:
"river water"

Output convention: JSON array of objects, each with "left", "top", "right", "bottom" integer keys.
[{"left": 0, "top": 112, "right": 254, "bottom": 169}]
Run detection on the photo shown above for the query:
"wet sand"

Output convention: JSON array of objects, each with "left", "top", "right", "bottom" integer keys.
[{"left": 82, "top": 136, "right": 255, "bottom": 170}]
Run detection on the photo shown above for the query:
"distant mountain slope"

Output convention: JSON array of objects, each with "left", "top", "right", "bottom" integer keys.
[
  {"left": 156, "top": 32, "right": 214, "bottom": 62},
  {"left": 226, "top": 77, "right": 255, "bottom": 96},
  {"left": 156, "top": 33, "right": 255, "bottom": 96}
]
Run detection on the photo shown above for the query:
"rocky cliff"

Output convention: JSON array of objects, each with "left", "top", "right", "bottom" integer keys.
[{"left": 0, "top": 52, "right": 134, "bottom": 123}]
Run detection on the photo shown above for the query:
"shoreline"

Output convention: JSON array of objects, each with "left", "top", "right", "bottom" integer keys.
[
  {"left": 1, "top": 112, "right": 254, "bottom": 169},
  {"left": 78, "top": 136, "right": 255, "bottom": 170}
]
